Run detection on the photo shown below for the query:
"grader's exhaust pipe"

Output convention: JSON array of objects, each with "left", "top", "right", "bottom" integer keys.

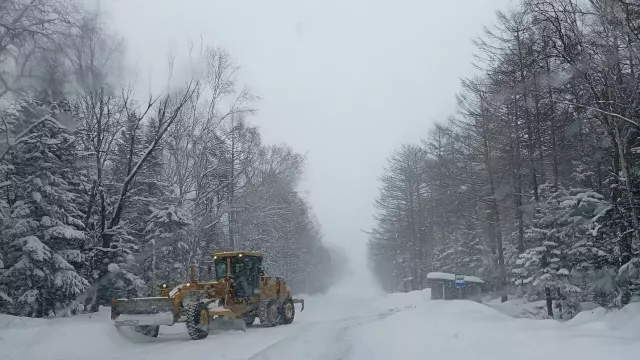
[{"left": 189, "top": 263, "right": 198, "bottom": 284}]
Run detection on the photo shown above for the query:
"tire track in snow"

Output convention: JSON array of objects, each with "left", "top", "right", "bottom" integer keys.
[
  {"left": 237, "top": 321, "right": 321, "bottom": 360},
  {"left": 324, "top": 322, "right": 352, "bottom": 360},
  {"left": 248, "top": 312, "right": 397, "bottom": 360},
  {"left": 333, "top": 312, "right": 399, "bottom": 360}
]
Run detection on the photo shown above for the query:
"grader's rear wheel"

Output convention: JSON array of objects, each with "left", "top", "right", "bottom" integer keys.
[{"left": 186, "top": 303, "right": 210, "bottom": 340}]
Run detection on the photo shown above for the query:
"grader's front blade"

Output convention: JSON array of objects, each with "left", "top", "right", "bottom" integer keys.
[
  {"left": 208, "top": 306, "right": 246, "bottom": 332},
  {"left": 111, "top": 297, "right": 176, "bottom": 327},
  {"left": 210, "top": 317, "right": 247, "bottom": 331}
]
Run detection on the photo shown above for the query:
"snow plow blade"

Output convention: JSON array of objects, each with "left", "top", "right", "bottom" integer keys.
[
  {"left": 208, "top": 306, "right": 246, "bottom": 332},
  {"left": 112, "top": 297, "right": 176, "bottom": 326},
  {"left": 210, "top": 317, "right": 247, "bottom": 332}
]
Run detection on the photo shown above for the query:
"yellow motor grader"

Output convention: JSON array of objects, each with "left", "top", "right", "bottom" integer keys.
[{"left": 111, "top": 251, "right": 304, "bottom": 340}]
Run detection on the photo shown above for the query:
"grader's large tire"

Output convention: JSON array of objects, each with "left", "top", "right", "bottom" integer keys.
[
  {"left": 134, "top": 325, "right": 159, "bottom": 337},
  {"left": 259, "top": 301, "right": 278, "bottom": 327},
  {"left": 186, "top": 303, "right": 210, "bottom": 340},
  {"left": 278, "top": 298, "right": 295, "bottom": 325}
]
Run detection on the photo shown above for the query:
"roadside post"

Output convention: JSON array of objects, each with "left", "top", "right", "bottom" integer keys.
[{"left": 455, "top": 274, "right": 465, "bottom": 299}]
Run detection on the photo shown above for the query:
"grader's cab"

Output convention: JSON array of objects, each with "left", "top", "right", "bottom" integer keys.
[
  {"left": 209, "top": 251, "right": 263, "bottom": 300},
  {"left": 111, "top": 251, "right": 304, "bottom": 340}
]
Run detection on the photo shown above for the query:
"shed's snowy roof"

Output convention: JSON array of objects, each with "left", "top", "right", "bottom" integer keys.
[{"left": 426, "top": 272, "right": 484, "bottom": 284}]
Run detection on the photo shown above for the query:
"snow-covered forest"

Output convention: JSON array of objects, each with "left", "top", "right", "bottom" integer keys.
[
  {"left": 369, "top": 0, "right": 640, "bottom": 316},
  {"left": 0, "top": 0, "right": 341, "bottom": 318}
]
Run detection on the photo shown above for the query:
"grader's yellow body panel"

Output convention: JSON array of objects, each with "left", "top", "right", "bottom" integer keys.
[{"left": 111, "top": 251, "right": 304, "bottom": 340}]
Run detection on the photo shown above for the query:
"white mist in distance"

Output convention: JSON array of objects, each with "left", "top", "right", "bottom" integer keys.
[
  {"left": 98, "top": 0, "right": 513, "bottom": 292},
  {"left": 328, "top": 240, "right": 383, "bottom": 298},
  {"left": 3, "top": 1, "right": 640, "bottom": 359}
]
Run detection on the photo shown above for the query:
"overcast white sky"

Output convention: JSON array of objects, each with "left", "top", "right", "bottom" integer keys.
[{"left": 99, "top": 0, "right": 513, "bottom": 267}]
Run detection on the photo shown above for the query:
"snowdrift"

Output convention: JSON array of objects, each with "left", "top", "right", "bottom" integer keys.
[
  {"left": 566, "top": 302, "right": 640, "bottom": 335},
  {"left": 0, "top": 313, "right": 46, "bottom": 330},
  {"left": 485, "top": 297, "right": 552, "bottom": 319},
  {"left": 350, "top": 297, "right": 640, "bottom": 360}
]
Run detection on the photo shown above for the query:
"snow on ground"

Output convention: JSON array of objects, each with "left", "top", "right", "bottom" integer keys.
[
  {"left": 352, "top": 298, "right": 640, "bottom": 360},
  {"left": 485, "top": 297, "right": 551, "bottom": 319},
  {"left": 0, "top": 306, "right": 311, "bottom": 360},
  {"left": 486, "top": 297, "right": 616, "bottom": 320},
  {"left": 1, "top": 283, "right": 639, "bottom": 360},
  {"left": 566, "top": 302, "right": 640, "bottom": 334}
]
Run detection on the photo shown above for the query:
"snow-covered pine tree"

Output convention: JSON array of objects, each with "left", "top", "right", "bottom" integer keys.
[
  {"left": 132, "top": 117, "right": 181, "bottom": 293},
  {"left": 594, "top": 205, "right": 638, "bottom": 307},
  {"left": 564, "top": 161, "right": 618, "bottom": 307},
  {"left": 0, "top": 154, "right": 11, "bottom": 311},
  {"left": 0, "top": 98, "right": 89, "bottom": 317},
  {"left": 457, "top": 216, "right": 491, "bottom": 278},
  {"left": 512, "top": 183, "right": 611, "bottom": 318},
  {"left": 108, "top": 111, "right": 149, "bottom": 230},
  {"left": 610, "top": 140, "right": 640, "bottom": 305},
  {"left": 619, "top": 258, "right": 640, "bottom": 303},
  {"left": 86, "top": 112, "right": 147, "bottom": 307},
  {"left": 143, "top": 205, "right": 191, "bottom": 292},
  {"left": 432, "top": 232, "right": 462, "bottom": 274},
  {"left": 136, "top": 117, "right": 170, "bottom": 210}
]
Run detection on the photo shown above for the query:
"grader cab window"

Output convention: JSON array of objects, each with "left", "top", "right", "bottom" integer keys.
[
  {"left": 214, "top": 258, "right": 227, "bottom": 281},
  {"left": 230, "top": 255, "right": 262, "bottom": 298}
]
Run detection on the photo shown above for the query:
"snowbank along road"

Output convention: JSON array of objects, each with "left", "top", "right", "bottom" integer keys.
[{"left": 1, "top": 288, "right": 639, "bottom": 360}]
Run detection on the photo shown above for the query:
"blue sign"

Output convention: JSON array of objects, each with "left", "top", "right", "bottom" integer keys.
[{"left": 455, "top": 274, "right": 465, "bottom": 288}]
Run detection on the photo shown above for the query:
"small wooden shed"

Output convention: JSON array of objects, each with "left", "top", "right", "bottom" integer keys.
[{"left": 426, "top": 272, "right": 484, "bottom": 302}]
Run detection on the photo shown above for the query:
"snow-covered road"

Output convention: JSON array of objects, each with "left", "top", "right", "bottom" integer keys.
[{"left": 1, "top": 286, "right": 639, "bottom": 360}]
